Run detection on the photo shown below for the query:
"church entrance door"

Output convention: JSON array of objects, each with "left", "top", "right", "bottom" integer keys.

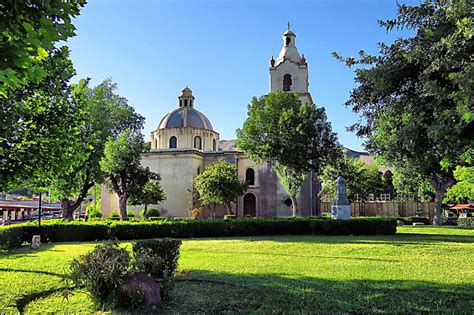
[{"left": 243, "top": 193, "right": 256, "bottom": 217}]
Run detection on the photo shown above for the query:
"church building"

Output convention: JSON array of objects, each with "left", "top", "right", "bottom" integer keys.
[{"left": 101, "top": 25, "right": 320, "bottom": 218}]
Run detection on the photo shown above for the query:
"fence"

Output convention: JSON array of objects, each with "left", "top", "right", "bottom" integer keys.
[{"left": 321, "top": 201, "right": 436, "bottom": 221}]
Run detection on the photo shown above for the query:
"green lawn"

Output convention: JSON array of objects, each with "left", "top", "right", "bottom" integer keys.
[{"left": 1, "top": 226, "right": 473, "bottom": 313}]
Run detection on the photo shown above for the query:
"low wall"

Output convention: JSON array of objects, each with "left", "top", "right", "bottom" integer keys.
[{"left": 321, "top": 202, "right": 436, "bottom": 221}]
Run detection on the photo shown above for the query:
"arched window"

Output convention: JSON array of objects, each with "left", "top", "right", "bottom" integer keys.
[
  {"left": 194, "top": 136, "right": 202, "bottom": 150},
  {"left": 246, "top": 168, "right": 255, "bottom": 186},
  {"left": 213, "top": 139, "right": 217, "bottom": 151},
  {"left": 169, "top": 136, "right": 177, "bottom": 148},
  {"left": 286, "top": 36, "right": 291, "bottom": 46},
  {"left": 283, "top": 74, "right": 292, "bottom": 91},
  {"left": 184, "top": 99, "right": 188, "bottom": 107},
  {"left": 155, "top": 138, "right": 158, "bottom": 149},
  {"left": 197, "top": 167, "right": 201, "bottom": 175}
]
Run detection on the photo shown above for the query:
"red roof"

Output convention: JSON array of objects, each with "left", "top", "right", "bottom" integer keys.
[{"left": 449, "top": 204, "right": 474, "bottom": 210}]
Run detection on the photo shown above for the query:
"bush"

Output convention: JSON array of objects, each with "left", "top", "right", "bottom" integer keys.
[
  {"left": 110, "top": 211, "right": 120, "bottom": 218},
  {"left": 458, "top": 217, "right": 474, "bottom": 228},
  {"left": 142, "top": 208, "right": 160, "bottom": 218},
  {"left": 70, "top": 241, "right": 131, "bottom": 307},
  {"left": 132, "top": 239, "right": 182, "bottom": 278},
  {"left": 0, "top": 217, "right": 397, "bottom": 249},
  {"left": 146, "top": 216, "right": 168, "bottom": 221},
  {"left": 127, "top": 210, "right": 136, "bottom": 218},
  {"left": 88, "top": 208, "right": 103, "bottom": 219},
  {"left": 224, "top": 215, "right": 237, "bottom": 220},
  {"left": 132, "top": 238, "right": 181, "bottom": 300}
]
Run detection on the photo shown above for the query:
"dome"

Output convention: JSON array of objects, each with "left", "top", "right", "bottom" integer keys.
[{"left": 158, "top": 107, "right": 214, "bottom": 130}]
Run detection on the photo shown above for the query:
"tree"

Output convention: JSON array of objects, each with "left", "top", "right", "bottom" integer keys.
[
  {"left": 320, "top": 155, "right": 391, "bottom": 202},
  {"left": 444, "top": 166, "right": 474, "bottom": 203},
  {"left": 392, "top": 167, "right": 435, "bottom": 202},
  {"left": 47, "top": 79, "right": 145, "bottom": 220},
  {"left": 129, "top": 177, "right": 166, "bottom": 218},
  {"left": 236, "top": 91, "right": 339, "bottom": 216},
  {"left": 334, "top": 1, "right": 473, "bottom": 224},
  {"left": 101, "top": 131, "right": 158, "bottom": 220},
  {"left": 1, "top": 47, "right": 81, "bottom": 191},
  {"left": 0, "top": 0, "right": 85, "bottom": 97},
  {"left": 1, "top": 1, "right": 86, "bottom": 191},
  {"left": 193, "top": 159, "right": 247, "bottom": 216}
]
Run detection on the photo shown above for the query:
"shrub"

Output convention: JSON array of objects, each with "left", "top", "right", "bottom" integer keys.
[
  {"left": 110, "top": 211, "right": 120, "bottom": 218},
  {"left": 0, "top": 217, "right": 397, "bottom": 249},
  {"left": 0, "top": 224, "right": 29, "bottom": 249},
  {"left": 127, "top": 210, "right": 136, "bottom": 218},
  {"left": 458, "top": 217, "right": 474, "bottom": 228},
  {"left": 189, "top": 207, "right": 206, "bottom": 220},
  {"left": 147, "top": 216, "right": 168, "bottom": 221},
  {"left": 70, "top": 241, "right": 131, "bottom": 307},
  {"left": 224, "top": 215, "right": 237, "bottom": 220},
  {"left": 142, "top": 208, "right": 160, "bottom": 218},
  {"left": 132, "top": 238, "right": 182, "bottom": 300},
  {"left": 88, "top": 208, "right": 103, "bottom": 219},
  {"left": 132, "top": 239, "right": 182, "bottom": 278}
]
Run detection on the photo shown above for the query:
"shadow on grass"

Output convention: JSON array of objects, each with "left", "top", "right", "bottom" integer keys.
[
  {"left": 185, "top": 248, "right": 400, "bottom": 262},
  {"left": 223, "top": 232, "right": 474, "bottom": 245},
  {"left": 0, "top": 268, "right": 66, "bottom": 278},
  {"left": 158, "top": 270, "right": 474, "bottom": 313}
]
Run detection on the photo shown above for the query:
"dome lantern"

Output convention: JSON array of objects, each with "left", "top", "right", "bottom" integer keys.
[{"left": 179, "top": 86, "right": 195, "bottom": 108}]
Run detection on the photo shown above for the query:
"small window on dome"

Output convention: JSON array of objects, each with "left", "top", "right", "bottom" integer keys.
[
  {"left": 169, "top": 136, "right": 177, "bottom": 148},
  {"left": 286, "top": 36, "right": 291, "bottom": 46},
  {"left": 194, "top": 136, "right": 202, "bottom": 150},
  {"left": 213, "top": 139, "right": 217, "bottom": 151},
  {"left": 184, "top": 99, "right": 188, "bottom": 107}
]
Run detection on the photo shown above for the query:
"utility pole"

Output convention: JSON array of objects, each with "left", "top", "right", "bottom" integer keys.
[{"left": 38, "top": 192, "right": 42, "bottom": 228}]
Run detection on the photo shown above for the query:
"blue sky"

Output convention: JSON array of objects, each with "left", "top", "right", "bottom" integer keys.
[{"left": 68, "top": 0, "right": 412, "bottom": 151}]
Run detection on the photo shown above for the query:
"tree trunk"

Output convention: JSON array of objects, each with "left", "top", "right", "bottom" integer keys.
[
  {"left": 433, "top": 188, "right": 445, "bottom": 226},
  {"left": 61, "top": 199, "right": 82, "bottom": 221},
  {"left": 143, "top": 203, "right": 148, "bottom": 218},
  {"left": 119, "top": 193, "right": 128, "bottom": 221},
  {"left": 225, "top": 203, "right": 231, "bottom": 215},
  {"left": 290, "top": 195, "right": 298, "bottom": 217},
  {"left": 429, "top": 177, "right": 455, "bottom": 226}
]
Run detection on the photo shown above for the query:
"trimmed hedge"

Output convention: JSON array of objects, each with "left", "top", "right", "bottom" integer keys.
[
  {"left": 0, "top": 217, "right": 397, "bottom": 249},
  {"left": 458, "top": 217, "right": 474, "bottom": 228}
]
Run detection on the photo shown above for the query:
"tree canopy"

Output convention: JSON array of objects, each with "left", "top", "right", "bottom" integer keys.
[
  {"left": 237, "top": 91, "right": 339, "bottom": 216},
  {"left": 320, "top": 156, "right": 394, "bottom": 202},
  {"left": 47, "top": 78, "right": 144, "bottom": 220},
  {"left": 334, "top": 0, "right": 473, "bottom": 224},
  {"left": 193, "top": 159, "right": 247, "bottom": 216},
  {"left": 0, "top": 0, "right": 85, "bottom": 97},
  {"left": 101, "top": 130, "right": 159, "bottom": 220},
  {"left": 128, "top": 178, "right": 166, "bottom": 218}
]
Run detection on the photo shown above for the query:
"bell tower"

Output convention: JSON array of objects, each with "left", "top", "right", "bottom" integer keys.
[{"left": 269, "top": 23, "right": 313, "bottom": 104}]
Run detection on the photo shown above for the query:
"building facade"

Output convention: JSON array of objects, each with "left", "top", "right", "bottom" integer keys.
[{"left": 101, "top": 25, "right": 320, "bottom": 218}]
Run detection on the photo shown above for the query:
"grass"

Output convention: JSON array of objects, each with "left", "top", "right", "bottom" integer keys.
[{"left": 0, "top": 226, "right": 473, "bottom": 313}]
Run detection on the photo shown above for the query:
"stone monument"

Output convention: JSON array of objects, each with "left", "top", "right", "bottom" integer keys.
[
  {"left": 331, "top": 176, "right": 351, "bottom": 220},
  {"left": 31, "top": 235, "right": 41, "bottom": 249}
]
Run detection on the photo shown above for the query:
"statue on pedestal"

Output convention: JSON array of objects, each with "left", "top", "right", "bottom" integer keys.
[{"left": 331, "top": 176, "right": 351, "bottom": 220}]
